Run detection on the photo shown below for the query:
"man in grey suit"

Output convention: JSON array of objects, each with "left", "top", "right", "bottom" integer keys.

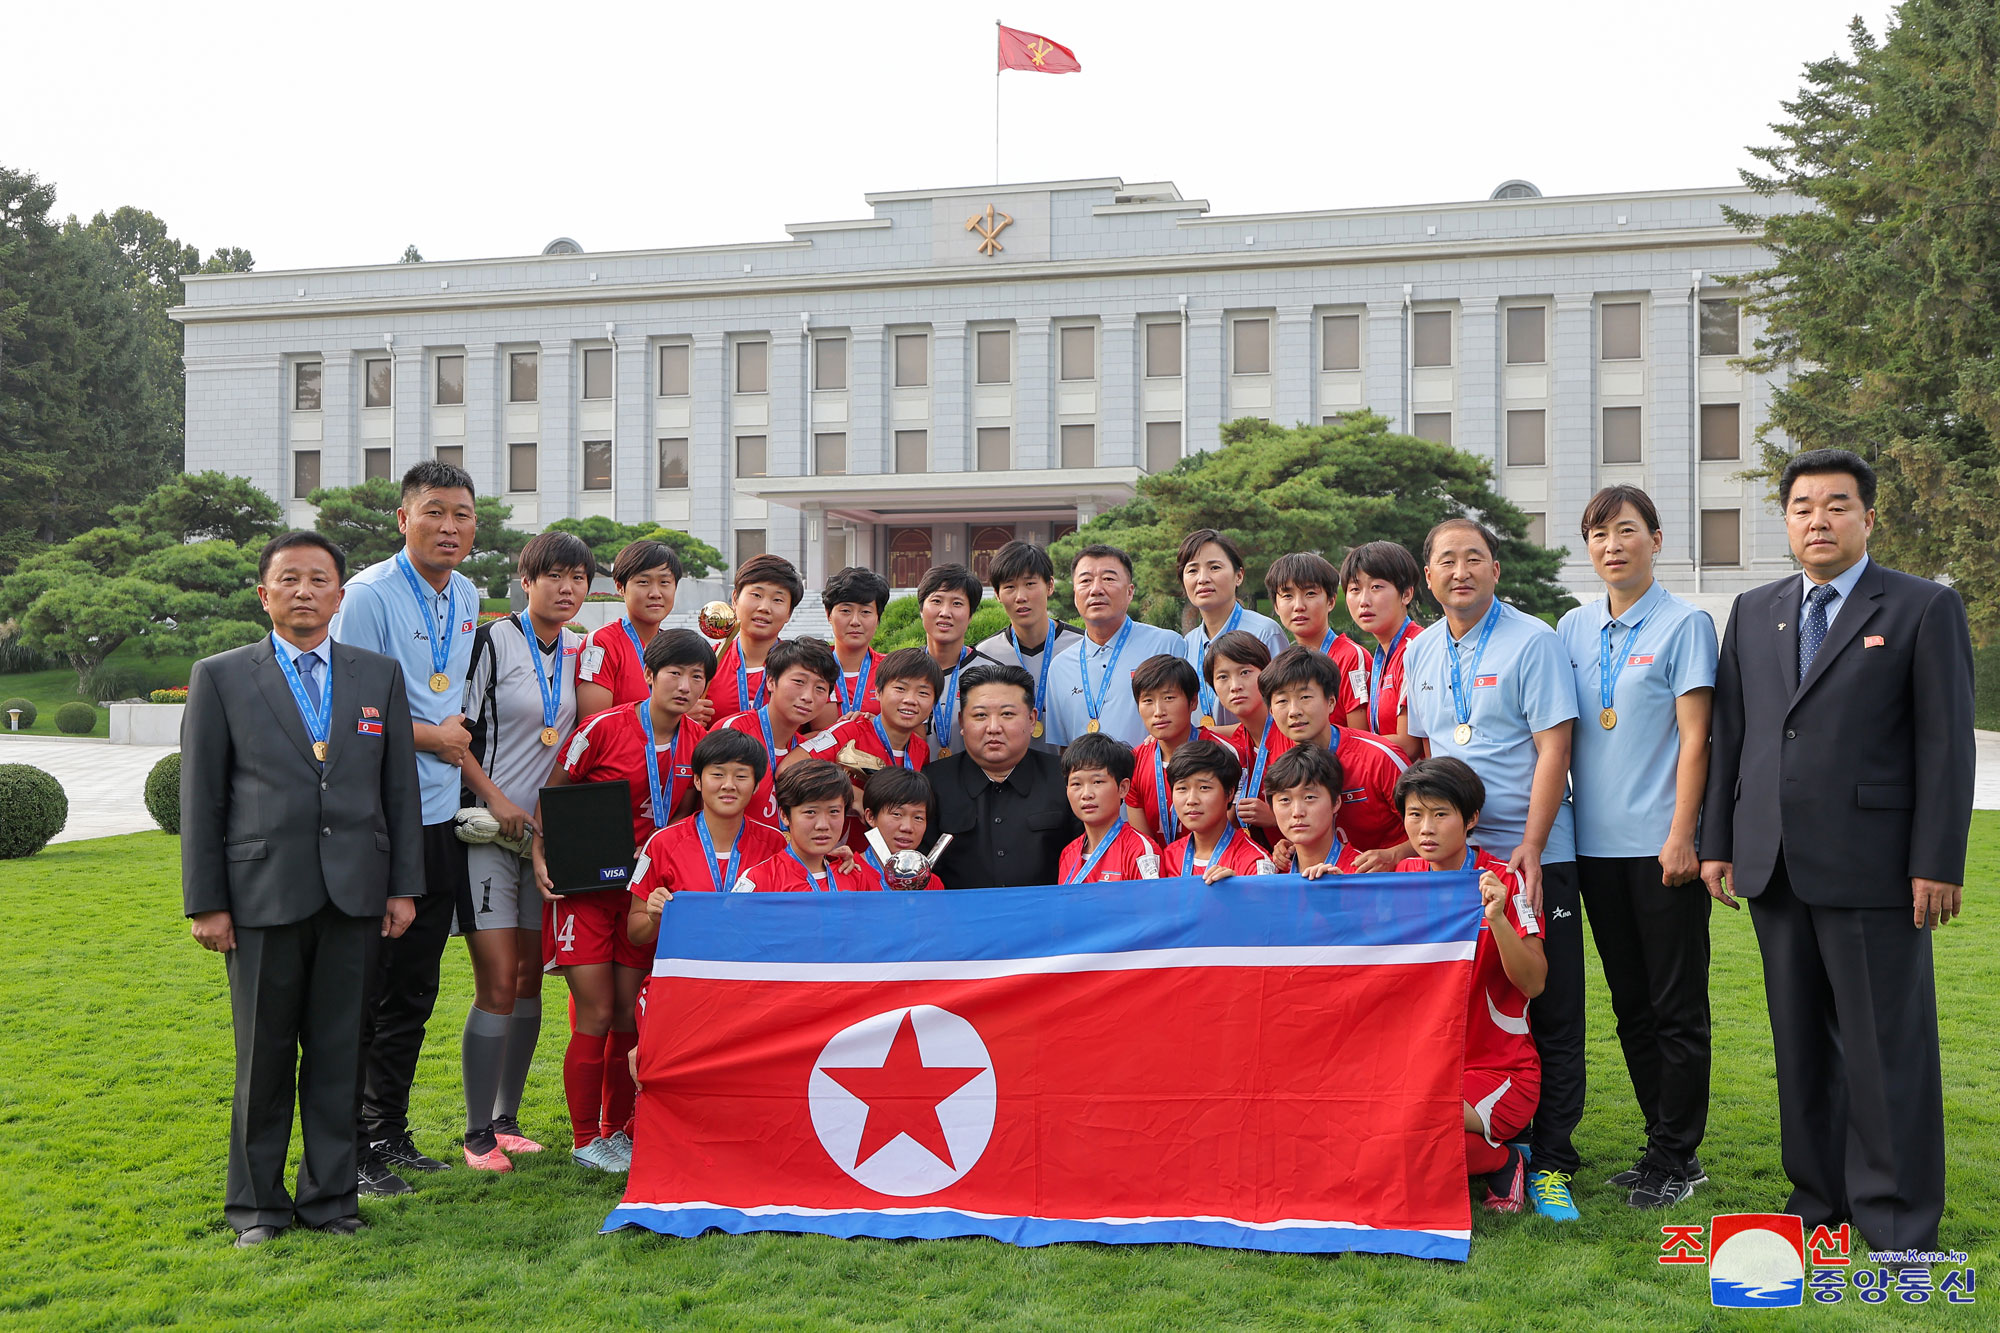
[
  {"left": 181, "top": 531, "right": 425, "bottom": 1247},
  {"left": 1700, "top": 449, "right": 1975, "bottom": 1254}
]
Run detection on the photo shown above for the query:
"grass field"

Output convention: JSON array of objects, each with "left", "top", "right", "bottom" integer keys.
[
  {"left": 2, "top": 823, "right": 1996, "bottom": 1331},
  {"left": 0, "top": 647, "right": 197, "bottom": 739}
]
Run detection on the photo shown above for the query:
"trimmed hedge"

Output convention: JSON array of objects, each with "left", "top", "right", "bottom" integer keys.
[
  {"left": 145, "top": 752, "right": 182, "bottom": 835},
  {"left": 54, "top": 702, "right": 96, "bottom": 735},
  {"left": 1, "top": 698, "right": 35, "bottom": 730},
  {"left": 0, "top": 764, "right": 67, "bottom": 858}
]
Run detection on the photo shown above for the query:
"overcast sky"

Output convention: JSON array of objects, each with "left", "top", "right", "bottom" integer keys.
[{"left": 7, "top": 0, "right": 1893, "bottom": 273}]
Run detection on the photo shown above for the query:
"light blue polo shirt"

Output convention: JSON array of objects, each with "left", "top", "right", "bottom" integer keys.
[
  {"left": 1046, "top": 617, "right": 1189, "bottom": 748},
  {"left": 332, "top": 550, "right": 480, "bottom": 824},
  {"left": 1558, "top": 581, "right": 1718, "bottom": 858},
  {"left": 1404, "top": 599, "right": 1579, "bottom": 863},
  {"left": 1183, "top": 602, "right": 1291, "bottom": 724}
]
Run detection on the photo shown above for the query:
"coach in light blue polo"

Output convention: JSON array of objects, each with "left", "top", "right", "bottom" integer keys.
[{"left": 1044, "top": 543, "right": 1186, "bottom": 748}]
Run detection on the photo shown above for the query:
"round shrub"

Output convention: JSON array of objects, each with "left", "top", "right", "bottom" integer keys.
[
  {"left": 1, "top": 698, "right": 35, "bottom": 730},
  {"left": 145, "top": 752, "right": 182, "bottom": 835},
  {"left": 0, "top": 764, "right": 67, "bottom": 858},
  {"left": 54, "top": 702, "right": 97, "bottom": 735}
]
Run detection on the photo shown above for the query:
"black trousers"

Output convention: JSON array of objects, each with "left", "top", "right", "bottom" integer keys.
[
  {"left": 1526, "top": 859, "right": 1585, "bottom": 1175},
  {"left": 1749, "top": 859, "right": 1944, "bottom": 1251},
  {"left": 358, "top": 821, "right": 466, "bottom": 1147},
  {"left": 226, "top": 901, "right": 376, "bottom": 1231},
  {"left": 1578, "top": 855, "right": 1712, "bottom": 1168}
]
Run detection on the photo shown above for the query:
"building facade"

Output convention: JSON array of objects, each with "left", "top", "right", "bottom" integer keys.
[{"left": 175, "top": 175, "right": 1799, "bottom": 597}]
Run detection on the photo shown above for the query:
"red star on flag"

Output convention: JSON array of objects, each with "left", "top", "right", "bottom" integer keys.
[{"left": 819, "top": 1012, "right": 987, "bottom": 1168}]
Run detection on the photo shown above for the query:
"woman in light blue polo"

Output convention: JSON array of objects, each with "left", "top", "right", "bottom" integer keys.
[{"left": 1557, "top": 484, "right": 1717, "bottom": 1213}]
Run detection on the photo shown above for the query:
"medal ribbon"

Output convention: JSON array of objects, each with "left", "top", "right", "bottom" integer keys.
[
  {"left": 635, "top": 701, "right": 675, "bottom": 834},
  {"left": 1066, "top": 814, "right": 1129, "bottom": 885},
  {"left": 1183, "top": 824, "right": 1238, "bottom": 877},
  {"left": 1151, "top": 727, "right": 1196, "bottom": 843},
  {"left": 1194, "top": 604, "right": 1245, "bottom": 721},
  {"left": 786, "top": 844, "right": 833, "bottom": 892},
  {"left": 1599, "top": 608, "right": 1650, "bottom": 716},
  {"left": 1447, "top": 599, "right": 1505, "bottom": 731},
  {"left": 1368, "top": 619, "right": 1415, "bottom": 734},
  {"left": 1079, "top": 619, "right": 1135, "bottom": 730},
  {"left": 516, "top": 616, "right": 562, "bottom": 734},
  {"left": 271, "top": 634, "right": 331, "bottom": 764},
  {"left": 1009, "top": 621, "right": 1057, "bottom": 715},
  {"left": 395, "top": 549, "right": 460, "bottom": 682},
  {"left": 694, "top": 814, "right": 745, "bottom": 895},
  {"left": 838, "top": 651, "right": 874, "bottom": 715},
  {"left": 871, "top": 716, "right": 912, "bottom": 768},
  {"left": 728, "top": 639, "right": 766, "bottom": 712},
  {"left": 1238, "top": 718, "right": 1274, "bottom": 800},
  {"left": 931, "top": 648, "right": 971, "bottom": 753}
]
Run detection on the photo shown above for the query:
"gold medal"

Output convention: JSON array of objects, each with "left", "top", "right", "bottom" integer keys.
[
  {"left": 1599, "top": 708, "right": 1618, "bottom": 731},
  {"left": 1032, "top": 720, "right": 1045, "bottom": 739},
  {"left": 541, "top": 725, "right": 560, "bottom": 746},
  {"left": 429, "top": 671, "right": 450, "bottom": 693},
  {"left": 1086, "top": 718, "right": 1101, "bottom": 733},
  {"left": 1453, "top": 722, "right": 1472, "bottom": 745},
  {"left": 312, "top": 740, "right": 328, "bottom": 762},
  {"left": 1199, "top": 714, "right": 1215, "bottom": 729}
]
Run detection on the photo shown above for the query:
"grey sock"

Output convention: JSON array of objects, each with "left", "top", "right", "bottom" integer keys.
[
  {"left": 462, "top": 1006, "right": 512, "bottom": 1136},
  {"left": 493, "top": 996, "right": 542, "bottom": 1121}
]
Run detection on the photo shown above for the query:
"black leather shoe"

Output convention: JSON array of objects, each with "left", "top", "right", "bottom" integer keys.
[
  {"left": 234, "top": 1224, "right": 286, "bottom": 1248},
  {"left": 313, "top": 1216, "right": 368, "bottom": 1236},
  {"left": 356, "top": 1154, "right": 412, "bottom": 1196},
  {"left": 371, "top": 1133, "right": 450, "bottom": 1173}
]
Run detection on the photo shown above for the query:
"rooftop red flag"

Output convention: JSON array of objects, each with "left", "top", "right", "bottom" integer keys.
[{"left": 998, "top": 24, "right": 1080, "bottom": 74}]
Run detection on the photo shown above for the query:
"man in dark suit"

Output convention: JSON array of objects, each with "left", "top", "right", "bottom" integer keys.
[
  {"left": 1700, "top": 449, "right": 1975, "bottom": 1253},
  {"left": 182, "top": 531, "right": 425, "bottom": 1247},
  {"left": 927, "top": 663, "right": 1081, "bottom": 887}
]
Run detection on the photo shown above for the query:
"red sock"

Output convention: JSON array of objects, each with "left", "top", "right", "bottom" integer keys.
[
  {"left": 1465, "top": 1132, "right": 1509, "bottom": 1176},
  {"left": 602, "top": 1030, "right": 638, "bottom": 1140},
  {"left": 563, "top": 1031, "right": 609, "bottom": 1148}
]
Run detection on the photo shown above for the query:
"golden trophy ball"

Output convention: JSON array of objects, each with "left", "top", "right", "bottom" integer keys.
[{"left": 697, "top": 601, "right": 739, "bottom": 641}]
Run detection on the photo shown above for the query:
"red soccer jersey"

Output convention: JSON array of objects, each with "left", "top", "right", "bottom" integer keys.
[
  {"left": 1057, "top": 822, "right": 1162, "bottom": 884},
  {"left": 631, "top": 814, "right": 788, "bottom": 902},
  {"left": 1298, "top": 839, "right": 1365, "bottom": 875},
  {"left": 1125, "top": 728, "right": 1235, "bottom": 844},
  {"left": 833, "top": 649, "right": 883, "bottom": 716},
  {"left": 1361, "top": 619, "right": 1423, "bottom": 738},
  {"left": 1162, "top": 826, "right": 1272, "bottom": 878},
  {"left": 577, "top": 619, "right": 650, "bottom": 708},
  {"left": 705, "top": 638, "right": 771, "bottom": 719},
  {"left": 558, "top": 703, "right": 707, "bottom": 850},
  {"left": 733, "top": 849, "right": 884, "bottom": 893},
  {"left": 793, "top": 715, "right": 929, "bottom": 779},
  {"left": 1259, "top": 726, "right": 1410, "bottom": 852},
  {"left": 1396, "top": 849, "right": 1540, "bottom": 1080},
  {"left": 716, "top": 708, "right": 810, "bottom": 828},
  {"left": 1324, "top": 631, "right": 1371, "bottom": 721}
]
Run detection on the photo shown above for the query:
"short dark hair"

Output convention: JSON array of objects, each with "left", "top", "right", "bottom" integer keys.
[
  {"left": 1579, "top": 485, "right": 1661, "bottom": 539},
  {"left": 773, "top": 757, "right": 851, "bottom": 812},
  {"left": 876, "top": 646, "right": 945, "bottom": 696},
  {"left": 1130, "top": 652, "right": 1199, "bottom": 701},
  {"left": 1779, "top": 447, "right": 1877, "bottom": 510},
  {"left": 1203, "top": 628, "right": 1272, "bottom": 683},
  {"left": 642, "top": 627, "right": 717, "bottom": 678},
  {"left": 1422, "top": 518, "right": 1500, "bottom": 565},
  {"left": 1264, "top": 743, "right": 1345, "bottom": 803},
  {"left": 1061, "top": 732, "right": 1135, "bottom": 784},
  {"left": 1257, "top": 644, "right": 1341, "bottom": 703},
  {"left": 610, "top": 539, "right": 682, "bottom": 586},
  {"left": 400, "top": 459, "right": 475, "bottom": 507},
  {"left": 1337, "top": 541, "right": 1422, "bottom": 596},
  {"left": 1265, "top": 551, "right": 1340, "bottom": 597},
  {"left": 1165, "top": 737, "right": 1242, "bottom": 793},
  {"left": 258, "top": 530, "right": 346, "bottom": 583},
  {"left": 917, "top": 562, "right": 983, "bottom": 611},
  {"left": 1071, "top": 543, "right": 1135, "bottom": 579},
  {"left": 733, "top": 552, "right": 803, "bottom": 606},
  {"left": 691, "top": 726, "right": 768, "bottom": 785},
  {"left": 766, "top": 637, "right": 841, "bottom": 691},
  {"left": 988, "top": 540, "right": 1055, "bottom": 590},
  {"left": 957, "top": 662, "right": 1037, "bottom": 711},
  {"left": 1394, "top": 756, "right": 1486, "bottom": 822},
  {"left": 1177, "top": 528, "right": 1245, "bottom": 573},
  {"left": 862, "top": 766, "right": 933, "bottom": 818},
  {"left": 518, "top": 531, "right": 596, "bottom": 583},
  {"left": 822, "top": 565, "right": 890, "bottom": 614}
]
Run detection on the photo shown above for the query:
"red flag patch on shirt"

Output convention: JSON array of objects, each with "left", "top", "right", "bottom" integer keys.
[
  {"left": 361, "top": 706, "right": 381, "bottom": 718},
  {"left": 356, "top": 719, "right": 384, "bottom": 736},
  {"left": 1627, "top": 654, "right": 1655, "bottom": 666},
  {"left": 1864, "top": 635, "right": 1885, "bottom": 648},
  {"left": 1472, "top": 674, "right": 1499, "bottom": 688}
]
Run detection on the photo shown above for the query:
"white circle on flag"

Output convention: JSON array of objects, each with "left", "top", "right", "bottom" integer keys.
[{"left": 807, "top": 1004, "right": 997, "bottom": 1197}]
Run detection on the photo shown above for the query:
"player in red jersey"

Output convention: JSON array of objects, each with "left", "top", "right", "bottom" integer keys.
[
  {"left": 716, "top": 637, "right": 839, "bottom": 827},
  {"left": 917, "top": 563, "right": 989, "bottom": 757},
  {"left": 1057, "top": 734, "right": 1163, "bottom": 883},
  {"left": 859, "top": 767, "right": 946, "bottom": 890},
  {"left": 575, "top": 540, "right": 682, "bottom": 719},
  {"left": 1124, "top": 653, "right": 1238, "bottom": 845},
  {"left": 732, "top": 761, "right": 884, "bottom": 892},
  {"left": 790, "top": 647, "right": 942, "bottom": 848},
  {"left": 706, "top": 553, "right": 802, "bottom": 720},
  {"left": 1160, "top": 739, "right": 1271, "bottom": 881},
  {"left": 821, "top": 566, "right": 891, "bottom": 722},
  {"left": 1258, "top": 645, "right": 1413, "bottom": 867},
  {"left": 1393, "top": 757, "right": 1546, "bottom": 1213},
  {"left": 1266, "top": 745, "right": 1365, "bottom": 877},
  {"left": 1267, "top": 551, "right": 1369, "bottom": 728},
  {"left": 1341, "top": 541, "right": 1427, "bottom": 759},
  {"left": 1202, "top": 630, "right": 1280, "bottom": 836}
]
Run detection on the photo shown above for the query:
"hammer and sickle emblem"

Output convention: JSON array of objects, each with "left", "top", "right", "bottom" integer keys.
[
  {"left": 965, "top": 204, "right": 1014, "bottom": 257},
  {"left": 1027, "top": 39, "right": 1052, "bottom": 67}
]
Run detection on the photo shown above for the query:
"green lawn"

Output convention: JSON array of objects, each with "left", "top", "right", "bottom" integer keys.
[
  {"left": 2, "top": 822, "right": 1996, "bottom": 1331},
  {"left": 0, "top": 646, "right": 197, "bottom": 739}
]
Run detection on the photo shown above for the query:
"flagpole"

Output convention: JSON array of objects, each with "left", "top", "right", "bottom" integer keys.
[{"left": 994, "top": 19, "right": 1002, "bottom": 183}]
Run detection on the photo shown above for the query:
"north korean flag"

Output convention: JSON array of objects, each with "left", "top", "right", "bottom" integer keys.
[{"left": 606, "top": 875, "right": 1484, "bottom": 1259}]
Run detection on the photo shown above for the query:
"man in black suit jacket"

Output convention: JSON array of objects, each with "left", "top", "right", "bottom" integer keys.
[
  {"left": 1700, "top": 449, "right": 1975, "bottom": 1253},
  {"left": 181, "top": 531, "right": 425, "bottom": 1247},
  {"left": 927, "top": 663, "right": 1081, "bottom": 887}
]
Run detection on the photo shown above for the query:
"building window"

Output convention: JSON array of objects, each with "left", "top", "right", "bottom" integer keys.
[
  {"left": 582, "top": 440, "right": 613, "bottom": 490},
  {"left": 736, "top": 530, "right": 767, "bottom": 566},
  {"left": 888, "top": 527, "right": 932, "bottom": 587},
  {"left": 293, "top": 361, "right": 322, "bottom": 411},
  {"left": 814, "top": 432, "right": 846, "bottom": 475},
  {"left": 657, "top": 438, "right": 688, "bottom": 488},
  {"left": 971, "top": 526, "right": 1015, "bottom": 583},
  {"left": 1232, "top": 318, "right": 1271, "bottom": 375},
  {"left": 1413, "top": 412, "right": 1452, "bottom": 444},
  {"left": 977, "top": 427, "right": 1010, "bottom": 471},
  {"left": 509, "top": 352, "right": 539, "bottom": 402},
  {"left": 814, "top": 337, "right": 847, "bottom": 391},
  {"left": 735, "top": 341, "right": 768, "bottom": 395},
  {"left": 894, "top": 333, "right": 928, "bottom": 387},
  {"left": 1700, "top": 403, "right": 1741, "bottom": 461},
  {"left": 1505, "top": 307, "right": 1546, "bottom": 365},
  {"left": 1059, "top": 326, "right": 1095, "bottom": 381},
  {"left": 1060, "top": 424, "right": 1095, "bottom": 468},
  {"left": 364, "top": 358, "right": 392, "bottom": 408},
  {"left": 658, "top": 344, "right": 690, "bottom": 396},
  {"left": 1699, "top": 299, "right": 1740, "bottom": 356},
  {"left": 508, "top": 443, "right": 537, "bottom": 492},
  {"left": 894, "top": 429, "right": 926, "bottom": 474},
  {"left": 1506, "top": 409, "right": 1546, "bottom": 466},
  {"left": 735, "top": 435, "right": 766, "bottom": 478},
  {"left": 363, "top": 447, "right": 392, "bottom": 481},
  {"left": 1602, "top": 406, "right": 1642, "bottom": 464},
  {"left": 434, "top": 355, "right": 464, "bottom": 406},
  {"left": 1601, "top": 302, "right": 1643, "bottom": 360},
  {"left": 1523, "top": 512, "right": 1548, "bottom": 547},
  {"left": 1145, "top": 421, "right": 1180, "bottom": 473},
  {"left": 435, "top": 445, "right": 463, "bottom": 470},
  {"left": 1412, "top": 311, "right": 1453, "bottom": 368},
  {"left": 582, "top": 347, "right": 612, "bottom": 400},
  {"left": 1145, "top": 322, "right": 1181, "bottom": 377},
  {"left": 1322, "top": 314, "right": 1361, "bottom": 371},
  {"left": 976, "top": 329, "right": 1012, "bottom": 385},
  {"left": 1701, "top": 509, "right": 1741, "bottom": 567},
  {"left": 292, "top": 451, "right": 320, "bottom": 499}
]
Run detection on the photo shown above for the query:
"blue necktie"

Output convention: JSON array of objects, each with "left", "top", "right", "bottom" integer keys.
[
  {"left": 1798, "top": 583, "right": 1836, "bottom": 682},
  {"left": 298, "top": 652, "right": 323, "bottom": 712}
]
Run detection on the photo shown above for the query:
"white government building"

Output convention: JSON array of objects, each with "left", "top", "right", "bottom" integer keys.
[{"left": 174, "top": 174, "right": 1801, "bottom": 603}]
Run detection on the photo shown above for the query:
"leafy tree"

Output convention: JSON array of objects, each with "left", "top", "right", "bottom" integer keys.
[
  {"left": 1726, "top": 1, "right": 2000, "bottom": 642},
  {"left": 871, "top": 597, "right": 1010, "bottom": 652},
  {"left": 1048, "top": 415, "right": 1574, "bottom": 629},
  {"left": 399, "top": 244, "right": 423, "bottom": 263},
  {"left": 113, "top": 470, "right": 282, "bottom": 547},
  {"left": 308, "top": 477, "right": 530, "bottom": 595},
  {"left": 543, "top": 516, "right": 724, "bottom": 582}
]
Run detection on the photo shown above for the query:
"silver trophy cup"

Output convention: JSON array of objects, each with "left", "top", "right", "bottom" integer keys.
[{"left": 865, "top": 828, "right": 954, "bottom": 890}]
